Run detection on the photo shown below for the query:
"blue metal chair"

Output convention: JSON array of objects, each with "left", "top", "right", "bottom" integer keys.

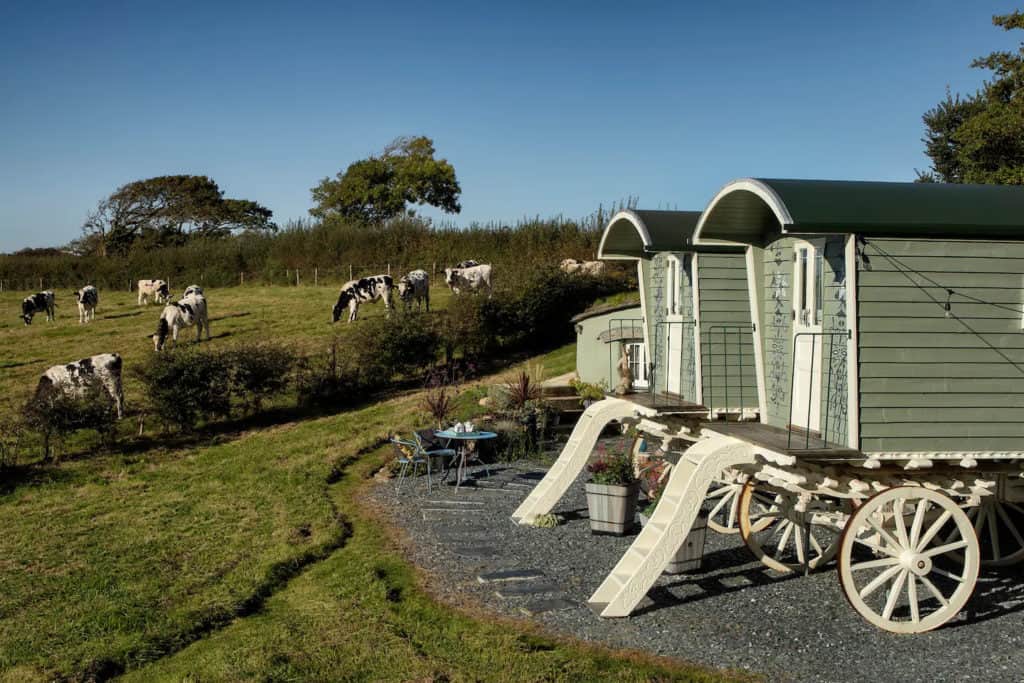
[
  {"left": 414, "top": 429, "right": 458, "bottom": 480},
  {"left": 391, "top": 438, "right": 432, "bottom": 493}
]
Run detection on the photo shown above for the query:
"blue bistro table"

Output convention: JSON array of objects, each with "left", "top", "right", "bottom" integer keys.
[{"left": 434, "top": 430, "right": 497, "bottom": 491}]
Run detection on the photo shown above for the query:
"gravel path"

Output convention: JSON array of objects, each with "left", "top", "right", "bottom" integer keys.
[{"left": 366, "top": 448, "right": 1024, "bottom": 682}]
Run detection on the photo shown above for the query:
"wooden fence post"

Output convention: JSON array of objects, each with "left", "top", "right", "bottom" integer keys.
[
  {"left": 296, "top": 269, "right": 300, "bottom": 287},
  {"left": 387, "top": 263, "right": 391, "bottom": 276},
  {"left": 349, "top": 264, "right": 353, "bottom": 281},
  {"left": 314, "top": 267, "right": 318, "bottom": 287}
]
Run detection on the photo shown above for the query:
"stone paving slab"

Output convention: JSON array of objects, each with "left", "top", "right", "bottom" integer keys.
[
  {"left": 519, "top": 598, "right": 576, "bottom": 616},
  {"left": 494, "top": 581, "right": 560, "bottom": 598},
  {"left": 478, "top": 568, "right": 545, "bottom": 583}
]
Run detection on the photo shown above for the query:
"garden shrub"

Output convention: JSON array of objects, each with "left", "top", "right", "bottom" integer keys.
[
  {"left": 294, "top": 340, "right": 364, "bottom": 408},
  {"left": 345, "top": 314, "right": 441, "bottom": 383},
  {"left": 135, "top": 346, "right": 233, "bottom": 431},
  {"left": 23, "top": 378, "right": 118, "bottom": 459},
  {"left": 228, "top": 342, "right": 296, "bottom": 412}
]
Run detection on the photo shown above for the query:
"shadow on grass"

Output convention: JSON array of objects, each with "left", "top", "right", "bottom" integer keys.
[
  {"left": 0, "top": 358, "right": 46, "bottom": 369},
  {"left": 102, "top": 311, "right": 143, "bottom": 320}
]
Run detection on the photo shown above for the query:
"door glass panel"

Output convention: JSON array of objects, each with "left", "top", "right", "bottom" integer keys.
[
  {"left": 815, "top": 250, "right": 824, "bottom": 325},
  {"left": 798, "top": 249, "right": 808, "bottom": 324}
]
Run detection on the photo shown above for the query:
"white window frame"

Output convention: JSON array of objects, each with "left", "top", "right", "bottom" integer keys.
[
  {"left": 625, "top": 342, "right": 649, "bottom": 389},
  {"left": 665, "top": 254, "right": 682, "bottom": 318}
]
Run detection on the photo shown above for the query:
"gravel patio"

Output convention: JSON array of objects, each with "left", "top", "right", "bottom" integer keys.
[{"left": 366, "top": 441, "right": 1024, "bottom": 682}]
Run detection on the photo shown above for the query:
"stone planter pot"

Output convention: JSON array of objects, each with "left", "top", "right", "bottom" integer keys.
[
  {"left": 585, "top": 481, "right": 639, "bottom": 535},
  {"left": 638, "top": 511, "right": 707, "bottom": 574}
]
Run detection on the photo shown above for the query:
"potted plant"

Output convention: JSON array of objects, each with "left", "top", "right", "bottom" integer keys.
[
  {"left": 569, "top": 376, "right": 606, "bottom": 408},
  {"left": 585, "top": 440, "right": 639, "bottom": 535},
  {"left": 637, "top": 460, "right": 707, "bottom": 574}
]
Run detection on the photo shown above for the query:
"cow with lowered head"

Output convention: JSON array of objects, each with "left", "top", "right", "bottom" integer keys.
[
  {"left": 183, "top": 284, "right": 204, "bottom": 298},
  {"left": 332, "top": 275, "right": 393, "bottom": 323},
  {"left": 74, "top": 285, "right": 99, "bottom": 323},
  {"left": 443, "top": 263, "right": 492, "bottom": 296},
  {"left": 153, "top": 291, "right": 210, "bottom": 351},
  {"left": 21, "top": 291, "right": 56, "bottom": 325},
  {"left": 137, "top": 279, "right": 171, "bottom": 306},
  {"left": 397, "top": 269, "right": 430, "bottom": 312},
  {"left": 34, "top": 353, "right": 126, "bottom": 419}
]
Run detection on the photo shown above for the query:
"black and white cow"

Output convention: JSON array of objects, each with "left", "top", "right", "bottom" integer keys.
[
  {"left": 153, "top": 292, "right": 210, "bottom": 351},
  {"left": 183, "top": 284, "right": 204, "bottom": 298},
  {"left": 454, "top": 259, "right": 479, "bottom": 269},
  {"left": 443, "top": 264, "right": 492, "bottom": 296},
  {"left": 397, "top": 269, "right": 430, "bottom": 312},
  {"left": 560, "top": 258, "right": 606, "bottom": 276},
  {"left": 138, "top": 279, "right": 171, "bottom": 305},
  {"left": 74, "top": 285, "right": 99, "bottom": 323},
  {"left": 21, "top": 291, "right": 56, "bottom": 325},
  {"left": 34, "top": 353, "right": 125, "bottom": 419},
  {"left": 332, "top": 275, "right": 393, "bottom": 323}
]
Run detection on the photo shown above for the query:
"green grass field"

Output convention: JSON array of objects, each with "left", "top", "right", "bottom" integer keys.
[
  {"left": 0, "top": 285, "right": 739, "bottom": 682},
  {"left": 0, "top": 284, "right": 456, "bottom": 404}
]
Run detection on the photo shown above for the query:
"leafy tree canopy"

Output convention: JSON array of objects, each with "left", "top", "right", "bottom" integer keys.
[
  {"left": 81, "top": 175, "right": 276, "bottom": 256},
  {"left": 918, "top": 11, "right": 1024, "bottom": 184},
  {"left": 310, "top": 136, "right": 461, "bottom": 223}
]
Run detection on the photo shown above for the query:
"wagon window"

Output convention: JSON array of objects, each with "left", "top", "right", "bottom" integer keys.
[
  {"left": 665, "top": 255, "right": 681, "bottom": 316},
  {"left": 797, "top": 248, "right": 808, "bottom": 323},
  {"left": 815, "top": 250, "right": 824, "bottom": 325}
]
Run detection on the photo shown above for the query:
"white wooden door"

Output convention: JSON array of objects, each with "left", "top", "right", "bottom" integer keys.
[
  {"left": 666, "top": 326, "right": 682, "bottom": 394},
  {"left": 791, "top": 242, "right": 822, "bottom": 433},
  {"left": 627, "top": 343, "right": 648, "bottom": 389}
]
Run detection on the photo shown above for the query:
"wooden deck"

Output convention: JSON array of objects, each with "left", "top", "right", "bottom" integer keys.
[
  {"left": 612, "top": 392, "right": 708, "bottom": 415},
  {"left": 704, "top": 421, "right": 863, "bottom": 460}
]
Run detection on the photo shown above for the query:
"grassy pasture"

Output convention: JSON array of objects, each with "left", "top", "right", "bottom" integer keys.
[
  {"left": 0, "top": 344, "right": 732, "bottom": 682},
  {"left": 0, "top": 284, "right": 456, "bottom": 407}
]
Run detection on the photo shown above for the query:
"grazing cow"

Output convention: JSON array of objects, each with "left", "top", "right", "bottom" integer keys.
[
  {"left": 34, "top": 353, "right": 125, "bottom": 419},
  {"left": 454, "top": 259, "right": 478, "bottom": 269},
  {"left": 397, "top": 269, "right": 430, "bottom": 312},
  {"left": 21, "top": 291, "right": 56, "bottom": 325},
  {"left": 560, "top": 258, "right": 606, "bottom": 276},
  {"left": 183, "top": 284, "right": 204, "bottom": 298},
  {"left": 332, "top": 275, "right": 394, "bottom": 323},
  {"left": 74, "top": 285, "right": 99, "bottom": 323},
  {"left": 443, "top": 264, "right": 493, "bottom": 296},
  {"left": 153, "top": 293, "right": 210, "bottom": 351},
  {"left": 137, "top": 279, "right": 171, "bottom": 305}
]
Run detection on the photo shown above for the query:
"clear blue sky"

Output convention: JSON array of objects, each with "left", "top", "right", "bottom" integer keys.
[{"left": 0, "top": 1, "right": 1019, "bottom": 252}]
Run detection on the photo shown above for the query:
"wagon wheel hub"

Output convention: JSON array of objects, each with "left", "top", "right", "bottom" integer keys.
[{"left": 900, "top": 551, "right": 932, "bottom": 577}]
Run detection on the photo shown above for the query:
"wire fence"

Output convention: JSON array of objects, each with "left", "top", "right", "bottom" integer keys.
[{"left": 0, "top": 263, "right": 460, "bottom": 294}]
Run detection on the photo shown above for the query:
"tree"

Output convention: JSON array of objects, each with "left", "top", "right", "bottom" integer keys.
[
  {"left": 81, "top": 175, "right": 276, "bottom": 256},
  {"left": 918, "top": 11, "right": 1024, "bottom": 184},
  {"left": 310, "top": 136, "right": 461, "bottom": 222}
]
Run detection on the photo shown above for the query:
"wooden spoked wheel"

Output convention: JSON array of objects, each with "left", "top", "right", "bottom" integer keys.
[
  {"left": 958, "top": 499, "right": 1024, "bottom": 567},
  {"left": 837, "top": 487, "right": 980, "bottom": 634},
  {"left": 705, "top": 472, "right": 774, "bottom": 535},
  {"left": 738, "top": 483, "right": 845, "bottom": 573}
]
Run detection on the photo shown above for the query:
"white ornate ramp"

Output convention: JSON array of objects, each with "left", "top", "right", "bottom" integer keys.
[
  {"left": 588, "top": 435, "right": 757, "bottom": 617},
  {"left": 511, "top": 398, "right": 647, "bottom": 525}
]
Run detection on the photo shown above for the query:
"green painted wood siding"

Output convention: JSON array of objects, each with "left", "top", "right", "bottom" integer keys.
[
  {"left": 761, "top": 236, "right": 848, "bottom": 441},
  {"left": 857, "top": 237, "right": 1024, "bottom": 453},
  {"left": 645, "top": 253, "right": 696, "bottom": 399},
  {"left": 575, "top": 308, "right": 644, "bottom": 389},
  {"left": 762, "top": 240, "right": 794, "bottom": 429},
  {"left": 697, "top": 253, "right": 758, "bottom": 412}
]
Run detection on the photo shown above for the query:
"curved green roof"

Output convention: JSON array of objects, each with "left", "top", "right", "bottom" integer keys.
[
  {"left": 694, "top": 178, "right": 1024, "bottom": 246},
  {"left": 598, "top": 209, "right": 739, "bottom": 259}
]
